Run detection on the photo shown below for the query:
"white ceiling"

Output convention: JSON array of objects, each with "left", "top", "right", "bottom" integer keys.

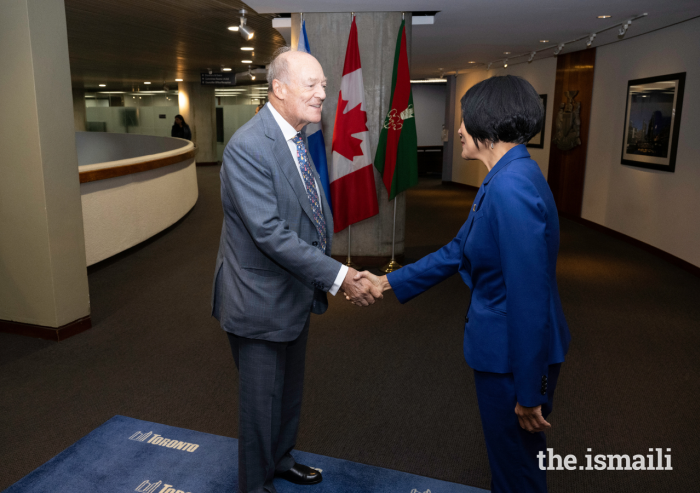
[{"left": 248, "top": 0, "right": 700, "bottom": 78}]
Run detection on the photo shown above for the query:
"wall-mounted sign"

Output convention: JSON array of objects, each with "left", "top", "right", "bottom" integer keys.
[
  {"left": 201, "top": 73, "right": 236, "bottom": 86},
  {"left": 159, "top": 114, "right": 166, "bottom": 119}
]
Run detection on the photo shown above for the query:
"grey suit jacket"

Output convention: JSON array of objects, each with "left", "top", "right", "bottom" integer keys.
[{"left": 211, "top": 105, "right": 341, "bottom": 342}]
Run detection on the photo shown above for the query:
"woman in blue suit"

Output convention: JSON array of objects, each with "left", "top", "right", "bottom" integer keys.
[{"left": 356, "top": 76, "right": 571, "bottom": 493}]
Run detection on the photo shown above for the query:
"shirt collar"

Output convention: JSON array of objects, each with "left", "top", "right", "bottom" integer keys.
[
  {"left": 267, "top": 102, "right": 299, "bottom": 142},
  {"left": 482, "top": 144, "right": 531, "bottom": 184}
]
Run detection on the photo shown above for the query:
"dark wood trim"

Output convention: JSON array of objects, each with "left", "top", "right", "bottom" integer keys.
[
  {"left": 79, "top": 149, "right": 196, "bottom": 183},
  {"left": 570, "top": 216, "right": 700, "bottom": 278},
  {"left": 331, "top": 255, "right": 405, "bottom": 269},
  {"left": 441, "top": 180, "right": 479, "bottom": 192},
  {"left": 196, "top": 161, "right": 220, "bottom": 166},
  {"left": 417, "top": 145, "right": 444, "bottom": 151},
  {"left": 0, "top": 316, "right": 92, "bottom": 342}
]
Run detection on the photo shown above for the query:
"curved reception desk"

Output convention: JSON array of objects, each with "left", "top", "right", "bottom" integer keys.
[{"left": 76, "top": 132, "right": 198, "bottom": 266}]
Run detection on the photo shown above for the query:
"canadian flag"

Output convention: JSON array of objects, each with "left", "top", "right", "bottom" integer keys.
[{"left": 330, "top": 17, "right": 379, "bottom": 233}]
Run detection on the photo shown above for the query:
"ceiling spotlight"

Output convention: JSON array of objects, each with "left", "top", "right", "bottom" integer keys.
[
  {"left": 503, "top": 59, "right": 508, "bottom": 69},
  {"left": 99, "top": 84, "right": 106, "bottom": 87},
  {"left": 598, "top": 15, "right": 612, "bottom": 19},
  {"left": 619, "top": 19, "right": 632, "bottom": 37},
  {"left": 144, "top": 81, "right": 151, "bottom": 85},
  {"left": 241, "top": 60, "right": 253, "bottom": 64},
  {"left": 175, "top": 78, "right": 183, "bottom": 82},
  {"left": 553, "top": 43, "right": 565, "bottom": 55},
  {"left": 487, "top": 62, "right": 492, "bottom": 70},
  {"left": 540, "top": 40, "right": 549, "bottom": 43},
  {"left": 241, "top": 47, "right": 254, "bottom": 51},
  {"left": 222, "top": 68, "right": 232, "bottom": 72},
  {"left": 228, "top": 26, "right": 239, "bottom": 31},
  {"left": 238, "top": 9, "right": 255, "bottom": 40},
  {"left": 503, "top": 52, "right": 511, "bottom": 55},
  {"left": 528, "top": 51, "right": 536, "bottom": 63},
  {"left": 248, "top": 67, "right": 256, "bottom": 80},
  {"left": 468, "top": 61, "right": 476, "bottom": 64},
  {"left": 586, "top": 33, "right": 597, "bottom": 48}
]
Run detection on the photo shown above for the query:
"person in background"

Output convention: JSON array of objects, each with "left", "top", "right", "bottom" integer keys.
[
  {"left": 171, "top": 114, "right": 191, "bottom": 140},
  {"left": 356, "top": 75, "right": 571, "bottom": 493},
  {"left": 255, "top": 102, "right": 265, "bottom": 114}
]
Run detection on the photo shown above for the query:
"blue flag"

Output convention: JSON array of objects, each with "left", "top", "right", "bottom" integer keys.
[{"left": 297, "top": 20, "right": 332, "bottom": 213}]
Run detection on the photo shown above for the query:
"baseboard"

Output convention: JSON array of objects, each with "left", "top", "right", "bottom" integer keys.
[
  {"left": 196, "top": 161, "right": 220, "bottom": 166},
  {"left": 0, "top": 316, "right": 92, "bottom": 342},
  {"left": 331, "top": 255, "right": 405, "bottom": 270},
  {"left": 572, "top": 216, "right": 700, "bottom": 278},
  {"left": 441, "top": 180, "right": 479, "bottom": 191}
]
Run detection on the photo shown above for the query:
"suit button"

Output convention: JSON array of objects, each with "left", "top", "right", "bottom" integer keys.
[{"left": 312, "top": 241, "right": 318, "bottom": 246}]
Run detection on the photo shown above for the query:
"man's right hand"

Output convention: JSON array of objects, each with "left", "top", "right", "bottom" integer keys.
[{"left": 341, "top": 267, "right": 383, "bottom": 306}]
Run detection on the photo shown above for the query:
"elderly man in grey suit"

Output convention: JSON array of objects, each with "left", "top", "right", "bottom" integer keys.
[{"left": 212, "top": 47, "right": 381, "bottom": 493}]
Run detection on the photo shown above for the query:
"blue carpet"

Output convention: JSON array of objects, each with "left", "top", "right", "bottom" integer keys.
[{"left": 3, "top": 416, "right": 488, "bottom": 493}]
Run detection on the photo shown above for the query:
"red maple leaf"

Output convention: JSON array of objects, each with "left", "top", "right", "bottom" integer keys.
[{"left": 332, "top": 94, "right": 368, "bottom": 162}]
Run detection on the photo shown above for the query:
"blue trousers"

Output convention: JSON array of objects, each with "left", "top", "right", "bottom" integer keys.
[{"left": 473, "top": 364, "right": 561, "bottom": 493}]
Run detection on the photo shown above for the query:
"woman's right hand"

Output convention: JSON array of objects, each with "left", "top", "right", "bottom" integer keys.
[{"left": 353, "top": 271, "right": 392, "bottom": 294}]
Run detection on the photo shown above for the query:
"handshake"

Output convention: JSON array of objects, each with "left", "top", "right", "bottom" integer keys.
[{"left": 340, "top": 267, "right": 392, "bottom": 306}]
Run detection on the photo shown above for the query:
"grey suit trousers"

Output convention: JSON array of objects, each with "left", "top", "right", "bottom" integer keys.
[{"left": 227, "top": 318, "right": 310, "bottom": 493}]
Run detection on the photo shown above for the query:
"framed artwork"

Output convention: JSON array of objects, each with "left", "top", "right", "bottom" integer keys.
[
  {"left": 621, "top": 72, "right": 686, "bottom": 172},
  {"left": 527, "top": 94, "right": 547, "bottom": 149}
]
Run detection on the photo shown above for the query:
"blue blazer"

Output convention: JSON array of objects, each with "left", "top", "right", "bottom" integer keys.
[{"left": 387, "top": 145, "right": 570, "bottom": 407}]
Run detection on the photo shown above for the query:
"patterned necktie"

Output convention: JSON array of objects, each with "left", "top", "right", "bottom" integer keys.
[{"left": 291, "top": 133, "right": 327, "bottom": 252}]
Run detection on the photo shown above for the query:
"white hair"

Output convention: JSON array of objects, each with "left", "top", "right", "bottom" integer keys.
[{"left": 267, "top": 46, "right": 292, "bottom": 89}]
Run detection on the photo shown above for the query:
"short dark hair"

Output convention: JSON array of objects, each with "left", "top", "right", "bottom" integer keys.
[
  {"left": 175, "top": 114, "right": 186, "bottom": 124},
  {"left": 460, "top": 75, "right": 543, "bottom": 148}
]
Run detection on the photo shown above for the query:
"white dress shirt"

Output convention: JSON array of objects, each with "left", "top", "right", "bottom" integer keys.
[{"left": 267, "top": 102, "right": 347, "bottom": 295}]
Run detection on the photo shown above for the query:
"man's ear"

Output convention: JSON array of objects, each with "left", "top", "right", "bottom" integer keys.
[{"left": 271, "top": 79, "right": 286, "bottom": 100}]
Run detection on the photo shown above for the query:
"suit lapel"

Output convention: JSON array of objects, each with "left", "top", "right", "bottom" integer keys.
[{"left": 261, "top": 107, "right": 316, "bottom": 224}]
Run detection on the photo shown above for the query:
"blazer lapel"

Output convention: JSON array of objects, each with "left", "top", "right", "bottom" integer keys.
[{"left": 260, "top": 107, "right": 316, "bottom": 224}]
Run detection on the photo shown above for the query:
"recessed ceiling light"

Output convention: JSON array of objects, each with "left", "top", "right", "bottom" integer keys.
[
  {"left": 540, "top": 40, "right": 549, "bottom": 43},
  {"left": 99, "top": 84, "right": 106, "bottom": 87},
  {"left": 144, "top": 82, "right": 151, "bottom": 85},
  {"left": 228, "top": 26, "right": 239, "bottom": 31},
  {"left": 222, "top": 68, "right": 232, "bottom": 72},
  {"left": 503, "top": 52, "right": 511, "bottom": 55},
  {"left": 175, "top": 78, "right": 183, "bottom": 81},
  {"left": 241, "top": 47, "right": 254, "bottom": 51},
  {"left": 598, "top": 15, "right": 612, "bottom": 19},
  {"left": 242, "top": 60, "right": 253, "bottom": 64},
  {"left": 468, "top": 61, "right": 476, "bottom": 64}
]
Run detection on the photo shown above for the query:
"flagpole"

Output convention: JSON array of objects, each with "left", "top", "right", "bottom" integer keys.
[
  {"left": 381, "top": 197, "right": 402, "bottom": 273},
  {"left": 344, "top": 225, "right": 359, "bottom": 269}
]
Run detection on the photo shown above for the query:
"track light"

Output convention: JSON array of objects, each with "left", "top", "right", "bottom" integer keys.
[
  {"left": 238, "top": 9, "right": 255, "bottom": 40},
  {"left": 618, "top": 19, "right": 632, "bottom": 37},
  {"left": 586, "top": 33, "right": 597, "bottom": 47},
  {"left": 528, "top": 51, "right": 536, "bottom": 63},
  {"left": 553, "top": 43, "right": 565, "bottom": 56},
  {"left": 248, "top": 67, "right": 256, "bottom": 80},
  {"left": 487, "top": 62, "right": 492, "bottom": 70},
  {"left": 503, "top": 59, "right": 508, "bottom": 69}
]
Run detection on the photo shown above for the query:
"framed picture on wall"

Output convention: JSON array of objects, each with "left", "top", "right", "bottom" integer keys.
[
  {"left": 621, "top": 72, "right": 686, "bottom": 172},
  {"left": 526, "top": 94, "right": 547, "bottom": 149}
]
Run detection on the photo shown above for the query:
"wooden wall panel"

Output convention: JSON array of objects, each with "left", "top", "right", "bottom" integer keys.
[{"left": 547, "top": 48, "right": 596, "bottom": 218}]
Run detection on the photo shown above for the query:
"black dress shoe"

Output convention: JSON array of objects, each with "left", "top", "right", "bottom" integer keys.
[{"left": 275, "top": 463, "right": 323, "bottom": 485}]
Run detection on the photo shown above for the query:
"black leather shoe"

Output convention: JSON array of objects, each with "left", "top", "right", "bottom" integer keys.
[{"left": 275, "top": 463, "right": 323, "bottom": 485}]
